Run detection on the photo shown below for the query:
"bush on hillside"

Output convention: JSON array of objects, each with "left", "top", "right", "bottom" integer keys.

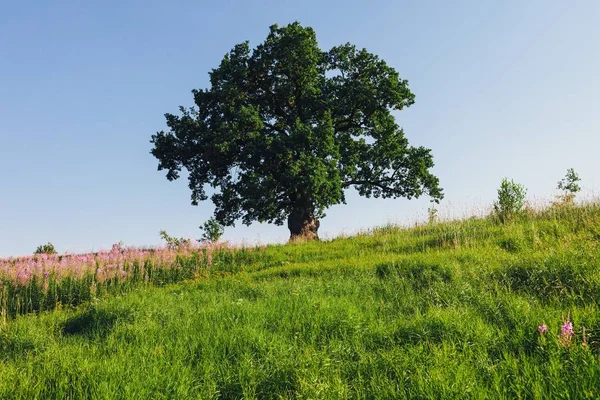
[
  {"left": 159, "top": 230, "right": 191, "bottom": 249},
  {"left": 199, "top": 218, "right": 224, "bottom": 243},
  {"left": 555, "top": 168, "right": 581, "bottom": 206},
  {"left": 427, "top": 204, "right": 439, "bottom": 225},
  {"left": 34, "top": 242, "right": 57, "bottom": 255},
  {"left": 493, "top": 178, "right": 527, "bottom": 223}
]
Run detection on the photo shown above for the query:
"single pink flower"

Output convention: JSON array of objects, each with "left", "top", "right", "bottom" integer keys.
[
  {"left": 559, "top": 318, "right": 575, "bottom": 347},
  {"left": 561, "top": 321, "right": 574, "bottom": 337},
  {"left": 537, "top": 324, "right": 547, "bottom": 334}
]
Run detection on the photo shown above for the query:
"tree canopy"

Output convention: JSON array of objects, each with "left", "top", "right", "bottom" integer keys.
[{"left": 151, "top": 22, "right": 443, "bottom": 240}]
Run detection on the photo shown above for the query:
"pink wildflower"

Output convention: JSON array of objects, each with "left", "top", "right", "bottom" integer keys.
[
  {"left": 537, "top": 324, "right": 547, "bottom": 334},
  {"left": 561, "top": 320, "right": 574, "bottom": 337},
  {"left": 559, "top": 318, "right": 574, "bottom": 347}
]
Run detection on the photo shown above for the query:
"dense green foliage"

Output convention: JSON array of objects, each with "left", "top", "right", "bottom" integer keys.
[
  {"left": 493, "top": 178, "right": 527, "bottom": 223},
  {"left": 558, "top": 168, "right": 581, "bottom": 195},
  {"left": 200, "top": 218, "right": 225, "bottom": 243},
  {"left": 1, "top": 203, "right": 600, "bottom": 398},
  {"left": 34, "top": 242, "right": 57, "bottom": 255},
  {"left": 556, "top": 168, "right": 582, "bottom": 205},
  {"left": 151, "top": 22, "right": 442, "bottom": 240}
]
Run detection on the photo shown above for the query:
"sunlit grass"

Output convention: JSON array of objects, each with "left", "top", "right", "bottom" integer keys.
[{"left": 1, "top": 201, "right": 599, "bottom": 398}]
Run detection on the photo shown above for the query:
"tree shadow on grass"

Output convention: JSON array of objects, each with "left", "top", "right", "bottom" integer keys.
[
  {"left": 61, "top": 307, "right": 132, "bottom": 339},
  {"left": 375, "top": 260, "right": 453, "bottom": 290},
  {"left": 0, "top": 335, "right": 37, "bottom": 361},
  {"left": 217, "top": 367, "right": 298, "bottom": 400}
]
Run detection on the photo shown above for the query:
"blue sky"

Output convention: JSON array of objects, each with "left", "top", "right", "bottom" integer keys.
[{"left": 1, "top": 1, "right": 598, "bottom": 257}]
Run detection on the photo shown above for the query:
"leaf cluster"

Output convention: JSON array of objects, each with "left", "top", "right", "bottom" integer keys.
[{"left": 151, "top": 23, "right": 443, "bottom": 227}]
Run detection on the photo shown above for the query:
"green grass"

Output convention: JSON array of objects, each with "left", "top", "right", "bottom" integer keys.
[{"left": 1, "top": 203, "right": 600, "bottom": 398}]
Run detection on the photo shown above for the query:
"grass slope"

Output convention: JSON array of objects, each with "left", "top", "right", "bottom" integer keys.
[{"left": 1, "top": 204, "right": 600, "bottom": 399}]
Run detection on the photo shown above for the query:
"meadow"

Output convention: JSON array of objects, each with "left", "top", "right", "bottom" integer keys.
[{"left": 1, "top": 202, "right": 600, "bottom": 398}]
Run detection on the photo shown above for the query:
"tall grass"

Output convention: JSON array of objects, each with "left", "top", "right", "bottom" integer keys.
[
  {"left": 0, "top": 201, "right": 599, "bottom": 398},
  {"left": 0, "top": 243, "right": 271, "bottom": 320}
]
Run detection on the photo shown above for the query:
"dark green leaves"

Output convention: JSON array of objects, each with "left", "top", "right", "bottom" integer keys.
[{"left": 150, "top": 22, "right": 443, "bottom": 231}]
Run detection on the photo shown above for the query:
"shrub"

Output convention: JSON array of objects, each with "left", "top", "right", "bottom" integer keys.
[
  {"left": 427, "top": 204, "right": 439, "bottom": 225},
  {"left": 555, "top": 168, "right": 581, "bottom": 205},
  {"left": 34, "top": 243, "right": 57, "bottom": 255},
  {"left": 493, "top": 178, "right": 527, "bottom": 223},
  {"left": 199, "top": 218, "right": 224, "bottom": 243},
  {"left": 159, "top": 230, "right": 191, "bottom": 249}
]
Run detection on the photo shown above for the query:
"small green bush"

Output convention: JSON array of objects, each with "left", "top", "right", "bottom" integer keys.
[
  {"left": 34, "top": 243, "right": 57, "bottom": 255},
  {"left": 159, "top": 230, "right": 191, "bottom": 249},
  {"left": 199, "top": 217, "right": 224, "bottom": 243},
  {"left": 555, "top": 168, "right": 581, "bottom": 206},
  {"left": 493, "top": 178, "right": 527, "bottom": 223},
  {"left": 427, "top": 205, "right": 438, "bottom": 225}
]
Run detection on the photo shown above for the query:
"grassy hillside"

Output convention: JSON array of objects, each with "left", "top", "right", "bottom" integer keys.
[{"left": 1, "top": 203, "right": 600, "bottom": 399}]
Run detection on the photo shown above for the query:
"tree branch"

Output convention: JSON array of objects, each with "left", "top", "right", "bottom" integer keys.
[
  {"left": 334, "top": 109, "right": 357, "bottom": 132},
  {"left": 342, "top": 179, "right": 393, "bottom": 189},
  {"left": 264, "top": 121, "right": 288, "bottom": 136}
]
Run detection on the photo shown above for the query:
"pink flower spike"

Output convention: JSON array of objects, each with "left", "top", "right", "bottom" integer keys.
[
  {"left": 561, "top": 321, "right": 574, "bottom": 337},
  {"left": 537, "top": 324, "right": 547, "bottom": 334}
]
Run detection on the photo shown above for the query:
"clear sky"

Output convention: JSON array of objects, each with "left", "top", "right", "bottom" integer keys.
[{"left": 1, "top": 0, "right": 598, "bottom": 257}]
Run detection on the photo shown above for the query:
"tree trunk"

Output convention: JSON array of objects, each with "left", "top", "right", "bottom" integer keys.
[{"left": 287, "top": 208, "right": 320, "bottom": 241}]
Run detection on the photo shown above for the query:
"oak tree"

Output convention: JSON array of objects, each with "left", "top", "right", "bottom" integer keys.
[{"left": 151, "top": 23, "right": 443, "bottom": 240}]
